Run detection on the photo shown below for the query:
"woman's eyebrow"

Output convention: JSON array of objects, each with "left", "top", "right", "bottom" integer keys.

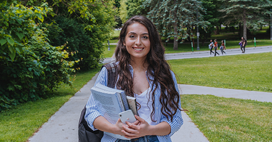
[{"left": 128, "top": 32, "right": 148, "bottom": 35}]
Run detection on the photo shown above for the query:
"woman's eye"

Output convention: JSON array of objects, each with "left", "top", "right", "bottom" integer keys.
[
  {"left": 143, "top": 36, "right": 148, "bottom": 39},
  {"left": 129, "top": 35, "right": 135, "bottom": 38}
]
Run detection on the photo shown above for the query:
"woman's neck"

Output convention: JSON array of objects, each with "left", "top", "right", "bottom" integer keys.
[{"left": 130, "top": 58, "right": 148, "bottom": 72}]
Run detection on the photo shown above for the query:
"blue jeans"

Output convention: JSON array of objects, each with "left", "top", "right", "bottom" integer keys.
[{"left": 115, "top": 135, "right": 159, "bottom": 142}]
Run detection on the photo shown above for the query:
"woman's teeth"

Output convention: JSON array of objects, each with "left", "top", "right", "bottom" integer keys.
[{"left": 133, "top": 47, "right": 143, "bottom": 51}]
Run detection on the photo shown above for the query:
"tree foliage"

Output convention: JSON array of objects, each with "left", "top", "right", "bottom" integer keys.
[
  {"left": 219, "top": 0, "right": 272, "bottom": 40},
  {"left": 0, "top": 2, "right": 51, "bottom": 61},
  {"left": 0, "top": 0, "right": 117, "bottom": 110},
  {"left": 144, "top": 0, "right": 208, "bottom": 50},
  {"left": 119, "top": 0, "right": 128, "bottom": 22},
  {"left": 0, "top": 1, "right": 75, "bottom": 111},
  {"left": 199, "top": 0, "right": 223, "bottom": 43},
  {"left": 119, "top": 0, "right": 147, "bottom": 23},
  {"left": 127, "top": 0, "right": 148, "bottom": 18},
  {"left": 23, "top": 0, "right": 117, "bottom": 70}
]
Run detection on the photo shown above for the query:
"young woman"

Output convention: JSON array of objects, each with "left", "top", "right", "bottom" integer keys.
[
  {"left": 85, "top": 15, "right": 183, "bottom": 142},
  {"left": 209, "top": 39, "right": 214, "bottom": 55},
  {"left": 214, "top": 39, "right": 220, "bottom": 56}
]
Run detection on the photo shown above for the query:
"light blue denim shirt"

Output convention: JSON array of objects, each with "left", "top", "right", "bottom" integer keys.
[{"left": 85, "top": 64, "right": 183, "bottom": 142}]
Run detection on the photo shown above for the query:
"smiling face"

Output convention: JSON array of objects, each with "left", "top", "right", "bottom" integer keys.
[{"left": 124, "top": 22, "right": 150, "bottom": 61}]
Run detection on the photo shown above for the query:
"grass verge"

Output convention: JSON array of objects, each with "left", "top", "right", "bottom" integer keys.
[
  {"left": 102, "top": 45, "right": 116, "bottom": 58},
  {"left": 110, "top": 30, "right": 120, "bottom": 40},
  {"left": 0, "top": 69, "right": 100, "bottom": 142},
  {"left": 181, "top": 94, "right": 272, "bottom": 142},
  {"left": 169, "top": 52, "right": 272, "bottom": 92}
]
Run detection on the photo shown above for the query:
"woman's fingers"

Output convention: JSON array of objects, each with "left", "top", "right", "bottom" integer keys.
[
  {"left": 121, "top": 126, "right": 139, "bottom": 138},
  {"left": 126, "top": 121, "right": 140, "bottom": 130},
  {"left": 132, "top": 120, "right": 140, "bottom": 125},
  {"left": 122, "top": 124, "right": 139, "bottom": 133},
  {"left": 135, "top": 115, "right": 145, "bottom": 123}
]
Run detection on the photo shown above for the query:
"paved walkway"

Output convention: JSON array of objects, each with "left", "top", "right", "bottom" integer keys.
[
  {"left": 103, "top": 46, "right": 272, "bottom": 63},
  {"left": 28, "top": 46, "right": 272, "bottom": 142}
]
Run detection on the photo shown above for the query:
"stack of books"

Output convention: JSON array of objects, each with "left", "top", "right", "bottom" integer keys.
[{"left": 91, "top": 83, "right": 137, "bottom": 139}]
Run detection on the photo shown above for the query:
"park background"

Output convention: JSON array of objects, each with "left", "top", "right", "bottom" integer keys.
[{"left": 0, "top": 0, "right": 271, "bottom": 141}]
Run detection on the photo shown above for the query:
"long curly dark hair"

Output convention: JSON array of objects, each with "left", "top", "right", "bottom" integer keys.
[{"left": 115, "top": 15, "right": 181, "bottom": 122}]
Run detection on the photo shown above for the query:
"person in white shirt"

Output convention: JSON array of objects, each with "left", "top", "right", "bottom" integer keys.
[{"left": 209, "top": 39, "right": 214, "bottom": 55}]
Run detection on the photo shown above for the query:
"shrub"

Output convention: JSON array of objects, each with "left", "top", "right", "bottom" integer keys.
[
  {"left": 45, "top": 16, "right": 103, "bottom": 71},
  {"left": 0, "top": 2, "right": 75, "bottom": 111}
]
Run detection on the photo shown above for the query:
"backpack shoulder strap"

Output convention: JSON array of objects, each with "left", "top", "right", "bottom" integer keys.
[{"left": 102, "top": 62, "right": 118, "bottom": 88}]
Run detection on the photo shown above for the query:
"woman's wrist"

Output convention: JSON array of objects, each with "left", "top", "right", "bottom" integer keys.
[
  {"left": 147, "top": 125, "right": 156, "bottom": 135},
  {"left": 109, "top": 124, "right": 119, "bottom": 134}
]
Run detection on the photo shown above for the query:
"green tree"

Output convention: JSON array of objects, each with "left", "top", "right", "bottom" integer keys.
[
  {"left": 127, "top": 0, "right": 148, "bottom": 18},
  {"left": 0, "top": 1, "right": 75, "bottom": 110},
  {"left": 0, "top": 1, "right": 51, "bottom": 61},
  {"left": 144, "top": 0, "right": 208, "bottom": 50},
  {"left": 219, "top": 0, "right": 272, "bottom": 40},
  {"left": 199, "top": 0, "right": 223, "bottom": 44},
  {"left": 119, "top": 0, "right": 148, "bottom": 23},
  {"left": 119, "top": 0, "right": 128, "bottom": 22},
  {"left": 23, "top": 0, "right": 117, "bottom": 70}
]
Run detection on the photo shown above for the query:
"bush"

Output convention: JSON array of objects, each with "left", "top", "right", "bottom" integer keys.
[
  {"left": 0, "top": 2, "right": 75, "bottom": 111},
  {"left": 0, "top": 26, "right": 75, "bottom": 111},
  {"left": 46, "top": 16, "right": 103, "bottom": 71}
]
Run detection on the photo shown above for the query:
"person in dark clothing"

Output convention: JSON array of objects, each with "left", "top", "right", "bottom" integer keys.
[
  {"left": 209, "top": 39, "right": 214, "bottom": 55},
  {"left": 220, "top": 40, "right": 226, "bottom": 55},
  {"left": 241, "top": 37, "right": 246, "bottom": 53},
  {"left": 214, "top": 39, "right": 220, "bottom": 56}
]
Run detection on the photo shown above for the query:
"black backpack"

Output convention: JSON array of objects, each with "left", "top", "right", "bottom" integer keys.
[{"left": 78, "top": 63, "right": 118, "bottom": 142}]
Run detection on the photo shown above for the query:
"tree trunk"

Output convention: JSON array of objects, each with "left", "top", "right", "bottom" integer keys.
[
  {"left": 238, "top": 22, "right": 243, "bottom": 37},
  {"left": 173, "top": 22, "right": 178, "bottom": 50},
  {"left": 243, "top": 9, "right": 247, "bottom": 40}
]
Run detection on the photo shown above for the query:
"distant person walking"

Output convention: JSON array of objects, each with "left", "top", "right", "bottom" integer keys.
[
  {"left": 209, "top": 39, "right": 214, "bottom": 55},
  {"left": 220, "top": 40, "right": 226, "bottom": 55},
  {"left": 214, "top": 39, "right": 220, "bottom": 56},
  {"left": 240, "top": 37, "right": 247, "bottom": 53},
  {"left": 239, "top": 40, "right": 243, "bottom": 51}
]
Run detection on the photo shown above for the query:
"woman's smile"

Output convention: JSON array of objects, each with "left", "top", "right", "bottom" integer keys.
[{"left": 133, "top": 46, "right": 144, "bottom": 51}]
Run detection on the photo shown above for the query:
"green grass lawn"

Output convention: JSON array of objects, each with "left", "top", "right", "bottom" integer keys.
[
  {"left": 102, "top": 45, "right": 116, "bottom": 58},
  {"left": 110, "top": 30, "right": 120, "bottom": 39},
  {"left": 0, "top": 69, "right": 100, "bottom": 141},
  {"left": 181, "top": 94, "right": 272, "bottom": 142},
  {"left": 169, "top": 52, "right": 272, "bottom": 92}
]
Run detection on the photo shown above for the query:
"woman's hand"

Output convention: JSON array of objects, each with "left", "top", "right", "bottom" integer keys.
[
  {"left": 121, "top": 115, "right": 152, "bottom": 139},
  {"left": 113, "top": 118, "right": 126, "bottom": 136}
]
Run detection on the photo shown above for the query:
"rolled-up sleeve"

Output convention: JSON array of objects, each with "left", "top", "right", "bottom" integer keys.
[
  {"left": 161, "top": 71, "right": 183, "bottom": 136},
  {"left": 84, "top": 67, "right": 108, "bottom": 131}
]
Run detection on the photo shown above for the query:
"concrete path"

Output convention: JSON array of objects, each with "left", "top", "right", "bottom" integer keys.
[
  {"left": 28, "top": 46, "right": 272, "bottom": 142},
  {"left": 178, "top": 84, "right": 272, "bottom": 103},
  {"left": 103, "top": 46, "right": 272, "bottom": 63},
  {"left": 164, "top": 46, "right": 272, "bottom": 60},
  {"left": 28, "top": 74, "right": 99, "bottom": 142}
]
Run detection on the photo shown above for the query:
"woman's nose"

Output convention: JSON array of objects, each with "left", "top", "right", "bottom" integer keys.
[{"left": 135, "top": 37, "right": 141, "bottom": 45}]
